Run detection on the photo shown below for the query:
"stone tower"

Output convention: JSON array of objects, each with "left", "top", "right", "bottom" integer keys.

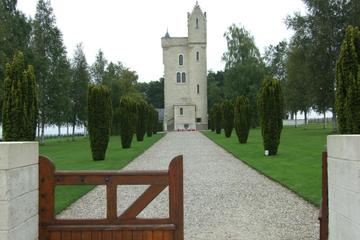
[{"left": 161, "top": 2, "right": 208, "bottom": 131}]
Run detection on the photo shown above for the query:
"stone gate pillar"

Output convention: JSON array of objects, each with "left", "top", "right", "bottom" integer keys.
[
  {"left": 0, "top": 142, "right": 38, "bottom": 240},
  {"left": 327, "top": 135, "right": 360, "bottom": 240}
]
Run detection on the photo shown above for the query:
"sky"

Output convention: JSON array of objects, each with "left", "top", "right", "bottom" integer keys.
[{"left": 17, "top": 0, "right": 306, "bottom": 83}]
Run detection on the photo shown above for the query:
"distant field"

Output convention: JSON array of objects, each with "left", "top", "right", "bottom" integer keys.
[
  {"left": 40, "top": 134, "right": 165, "bottom": 213},
  {"left": 202, "top": 124, "right": 332, "bottom": 206}
]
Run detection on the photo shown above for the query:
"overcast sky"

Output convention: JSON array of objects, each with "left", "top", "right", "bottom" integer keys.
[{"left": 17, "top": 0, "right": 306, "bottom": 83}]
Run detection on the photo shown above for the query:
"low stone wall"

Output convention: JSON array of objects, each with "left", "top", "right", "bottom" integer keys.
[
  {"left": 0, "top": 142, "right": 38, "bottom": 240},
  {"left": 327, "top": 135, "right": 360, "bottom": 240}
]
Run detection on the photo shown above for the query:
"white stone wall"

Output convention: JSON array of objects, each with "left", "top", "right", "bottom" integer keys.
[
  {"left": 0, "top": 142, "right": 38, "bottom": 240},
  {"left": 174, "top": 105, "right": 196, "bottom": 130},
  {"left": 327, "top": 135, "right": 360, "bottom": 240}
]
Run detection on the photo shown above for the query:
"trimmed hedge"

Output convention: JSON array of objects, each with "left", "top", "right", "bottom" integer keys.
[
  {"left": 119, "top": 96, "right": 137, "bottom": 148},
  {"left": 212, "top": 103, "right": 222, "bottom": 134},
  {"left": 88, "top": 84, "right": 112, "bottom": 160},
  {"left": 336, "top": 25, "right": 360, "bottom": 134},
  {"left": 136, "top": 100, "right": 148, "bottom": 141},
  {"left": 234, "top": 96, "right": 251, "bottom": 143},
  {"left": 222, "top": 99, "right": 234, "bottom": 138},
  {"left": 258, "top": 77, "right": 283, "bottom": 155},
  {"left": 2, "top": 51, "right": 38, "bottom": 141}
]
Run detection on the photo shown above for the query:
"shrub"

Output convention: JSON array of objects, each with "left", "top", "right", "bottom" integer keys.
[
  {"left": 88, "top": 84, "right": 112, "bottom": 160},
  {"left": 212, "top": 103, "right": 222, "bottom": 134},
  {"left": 136, "top": 101, "right": 148, "bottom": 141},
  {"left": 2, "top": 51, "right": 38, "bottom": 141},
  {"left": 222, "top": 99, "right": 234, "bottom": 137},
  {"left": 146, "top": 105, "right": 154, "bottom": 137},
  {"left": 234, "top": 96, "right": 251, "bottom": 143},
  {"left": 119, "top": 96, "right": 137, "bottom": 148},
  {"left": 258, "top": 77, "right": 283, "bottom": 155},
  {"left": 336, "top": 25, "right": 360, "bottom": 134},
  {"left": 209, "top": 108, "right": 215, "bottom": 131},
  {"left": 153, "top": 109, "right": 159, "bottom": 134}
]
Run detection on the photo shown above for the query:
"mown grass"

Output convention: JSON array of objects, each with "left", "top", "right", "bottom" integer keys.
[
  {"left": 202, "top": 124, "right": 331, "bottom": 206},
  {"left": 39, "top": 134, "right": 165, "bottom": 214}
]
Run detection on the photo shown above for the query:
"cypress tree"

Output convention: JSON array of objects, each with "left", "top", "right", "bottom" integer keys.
[
  {"left": 222, "top": 99, "right": 234, "bottom": 137},
  {"left": 234, "top": 96, "right": 251, "bottom": 143},
  {"left": 88, "top": 84, "right": 112, "bottom": 160},
  {"left": 136, "top": 100, "right": 148, "bottom": 141},
  {"left": 146, "top": 105, "right": 154, "bottom": 137},
  {"left": 153, "top": 109, "right": 159, "bottom": 134},
  {"left": 336, "top": 25, "right": 360, "bottom": 134},
  {"left": 120, "top": 96, "right": 137, "bottom": 148},
  {"left": 258, "top": 77, "right": 283, "bottom": 155},
  {"left": 2, "top": 51, "right": 38, "bottom": 141},
  {"left": 209, "top": 108, "right": 215, "bottom": 132},
  {"left": 213, "top": 103, "right": 222, "bottom": 134}
]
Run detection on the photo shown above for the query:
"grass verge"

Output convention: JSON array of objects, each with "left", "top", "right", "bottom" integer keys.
[{"left": 202, "top": 124, "right": 331, "bottom": 207}]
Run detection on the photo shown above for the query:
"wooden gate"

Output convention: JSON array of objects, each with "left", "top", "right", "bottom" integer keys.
[
  {"left": 319, "top": 151, "right": 328, "bottom": 240},
  {"left": 39, "top": 155, "right": 184, "bottom": 240}
]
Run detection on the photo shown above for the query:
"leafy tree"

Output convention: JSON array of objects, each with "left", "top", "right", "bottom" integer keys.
[
  {"left": 146, "top": 105, "right": 155, "bottom": 137},
  {"left": 209, "top": 107, "right": 215, "bottom": 131},
  {"left": 287, "top": 0, "right": 360, "bottom": 132},
  {"left": 207, "top": 71, "right": 224, "bottom": 112},
  {"left": 258, "top": 77, "right": 284, "bottom": 155},
  {"left": 222, "top": 99, "right": 234, "bottom": 137},
  {"left": 136, "top": 100, "right": 148, "bottom": 141},
  {"left": 336, "top": 26, "right": 360, "bottom": 134},
  {"left": 234, "top": 96, "right": 250, "bottom": 143},
  {"left": 264, "top": 40, "right": 288, "bottom": 82},
  {"left": 212, "top": 103, "right": 222, "bottom": 134},
  {"left": 91, "top": 49, "right": 108, "bottom": 84},
  {"left": 69, "top": 43, "right": 90, "bottom": 140},
  {"left": 32, "top": 0, "right": 70, "bottom": 143},
  {"left": 0, "top": 0, "right": 32, "bottom": 122},
  {"left": 222, "top": 24, "right": 261, "bottom": 69},
  {"left": 286, "top": 39, "right": 313, "bottom": 125},
  {"left": 222, "top": 24, "right": 265, "bottom": 128},
  {"left": 88, "top": 84, "right": 112, "bottom": 160},
  {"left": 119, "top": 96, "right": 137, "bottom": 148},
  {"left": 137, "top": 78, "right": 164, "bottom": 108},
  {"left": 152, "top": 109, "right": 159, "bottom": 134},
  {"left": 2, "top": 52, "right": 37, "bottom": 141}
]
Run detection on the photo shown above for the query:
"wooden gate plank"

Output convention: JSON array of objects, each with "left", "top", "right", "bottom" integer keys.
[
  {"left": 92, "top": 231, "right": 102, "bottom": 240},
  {"left": 71, "top": 232, "right": 82, "bottom": 240},
  {"left": 102, "top": 231, "right": 112, "bottom": 239},
  {"left": 61, "top": 231, "right": 71, "bottom": 240},
  {"left": 50, "top": 232, "right": 61, "bottom": 240},
  {"left": 143, "top": 231, "right": 153, "bottom": 240},
  {"left": 163, "top": 231, "right": 173, "bottom": 240},
  {"left": 113, "top": 231, "right": 122, "bottom": 240},
  {"left": 133, "top": 231, "right": 143, "bottom": 240},
  {"left": 82, "top": 231, "right": 92, "bottom": 240},
  {"left": 153, "top": 231, "right": 163, "bottom": 240},
  {"left": 122, "top": 231, "right": 133, "bottom": 240}
]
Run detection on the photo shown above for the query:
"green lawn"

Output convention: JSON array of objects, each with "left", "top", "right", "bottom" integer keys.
[
  {"left": 39, "top": 134, "right": 165, "bottom": 214},
  {"left": 202, "top": 124, "right": 331, "bottom": 207}
]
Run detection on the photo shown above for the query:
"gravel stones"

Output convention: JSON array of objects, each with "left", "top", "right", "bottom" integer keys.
[{"left": 58, "top": 131, "right": 319, "bottom": 239}]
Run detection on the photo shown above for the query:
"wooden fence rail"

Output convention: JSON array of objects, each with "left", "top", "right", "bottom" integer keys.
[{"left": 39, "top": 155, "right": 184, "bottom": 240}]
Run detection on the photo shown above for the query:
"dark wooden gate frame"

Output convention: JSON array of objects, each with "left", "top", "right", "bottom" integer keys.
[
  {"left": 39, "top": 155, "right": 184, "bottom": 240},
  {"left": 319, "top": 151, "right": 328, "bottom": 240}
]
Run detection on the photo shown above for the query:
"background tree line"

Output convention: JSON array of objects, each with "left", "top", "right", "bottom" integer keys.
[
  {"left": 0, "top": 0, "right": 164, "bottom": 143},
  {"left": 208, "top": 0, "right": 360, "bottom": 132}
]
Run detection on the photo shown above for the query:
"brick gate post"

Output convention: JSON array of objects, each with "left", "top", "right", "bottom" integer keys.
[{"left": 0, "top": 142, "right": 39, "bottom": 240}]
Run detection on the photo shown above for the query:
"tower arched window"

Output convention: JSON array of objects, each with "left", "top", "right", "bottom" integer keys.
[
  {"left": 196, "top": 51, "right": 199, "bottom": 61},
  {"left": 176, "top": 72, "right": 181, "bottom": 83},
  {"left": 179, "top": 55, "right": 183, "bottom": 65},
  {"left": 182, "top": 72, "right": 186, "bottom": 83},
  {"left": 180, "top": 108, "right": 183, "bottom": 115},
  {"left": 196, "top": 18, "right": 199, "bottom": 29}
]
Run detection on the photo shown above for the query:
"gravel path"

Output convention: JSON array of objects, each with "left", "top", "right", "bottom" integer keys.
[{"left": 59, "top": 131, "right": 319, "bottom": 239}]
